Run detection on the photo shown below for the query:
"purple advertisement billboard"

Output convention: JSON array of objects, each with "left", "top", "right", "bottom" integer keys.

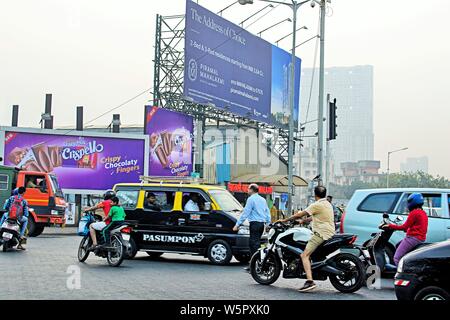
[
  {"left": 3, "top": 131, "right": 145, "bottom": 191},
  {"left": 145, "top": 106, "right": 194, "bottom": 177},
  {"left": 184, "top": 0, "right": 301, "bottom": 129}
]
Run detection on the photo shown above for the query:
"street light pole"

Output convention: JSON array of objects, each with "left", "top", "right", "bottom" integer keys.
[
  {"left": 387, "top": 147, "right": 408, "bottom": 188},
  {"left": 316, "top": 0, "right": 326, "bottom": 187}
]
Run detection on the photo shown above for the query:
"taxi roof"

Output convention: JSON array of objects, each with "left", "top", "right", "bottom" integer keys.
[{"left": 114, "top": 182, "right": 227, "bottom": 191}]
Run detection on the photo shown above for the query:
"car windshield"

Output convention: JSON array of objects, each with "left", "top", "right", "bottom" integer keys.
[
  {"left": 49, "top": 175, "right": 64, "bottom": 198},
  {"left": 209, "top": 189, "right": 243, "bottom": 213}
]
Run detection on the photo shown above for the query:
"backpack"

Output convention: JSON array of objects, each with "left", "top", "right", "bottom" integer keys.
[{"left": 9, "top": 196, "right": 24, "bottom": 220}]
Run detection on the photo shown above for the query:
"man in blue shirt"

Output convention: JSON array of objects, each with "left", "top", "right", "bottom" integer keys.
[{"left": 233, "top": 184, "right": 270, "bottom": 270}]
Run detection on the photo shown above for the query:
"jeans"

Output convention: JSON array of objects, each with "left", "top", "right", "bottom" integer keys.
[
  {"left": 249, "top": 221, "right": 265, "bottom": 258},
  {"left": 394, "top": 236, "right": 423, "bottom": 265},
  {"left": 0, "top": 214, "right": 28, "bottom": 237}
]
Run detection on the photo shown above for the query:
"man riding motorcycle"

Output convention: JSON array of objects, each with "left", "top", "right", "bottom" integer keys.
[
  {"left": 1, "top": 187, "right": 29, "bottom": 250},
  {"left": 83, "top": 190, "right": 115, "bottom": 250},
  {"left": 381, "top": 193, "right": 428, "bottom": 265},
  {"left": 279, "top": 186, "right": 335, "bottom": 292}
]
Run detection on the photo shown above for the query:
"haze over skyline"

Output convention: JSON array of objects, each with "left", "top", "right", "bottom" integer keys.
[{"left": 1, "top": 0, "right": 449, "bottom": 178}]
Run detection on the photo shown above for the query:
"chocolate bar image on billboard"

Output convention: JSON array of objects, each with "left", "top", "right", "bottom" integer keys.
[
  {"left": 155, "top": 144, "right": 169, "bottom": 168},
  {"left": 7, "top": 147, "right": 30, "bottom": 165},
  {"left": 48, "top": 145, "right": 63, "bottom": 168},
  {"left": 32, "top": 143, "right": 54, "bottom": 173},
  {"left": 23, "top": 160, "right": 45, "bottom": 172},
  {"left": 160, "top": 131, "right": 174, "bottom": 157}
]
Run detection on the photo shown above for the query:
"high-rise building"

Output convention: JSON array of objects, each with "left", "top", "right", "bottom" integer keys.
[
  {"left": 400, "top": 156, "right": 429, "bottom": 173},
  {"left": 299, "top": 65, "right": 374, "bottom": 177}
]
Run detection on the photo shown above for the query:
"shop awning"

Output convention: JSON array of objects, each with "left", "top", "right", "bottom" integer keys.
[{"left": 230, "top": 174, "right": 308, "bottom": 187}]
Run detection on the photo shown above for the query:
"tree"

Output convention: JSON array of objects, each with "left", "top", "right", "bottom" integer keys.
[{"left": 330, "top": 171, "right": 450, "bottom": 200}]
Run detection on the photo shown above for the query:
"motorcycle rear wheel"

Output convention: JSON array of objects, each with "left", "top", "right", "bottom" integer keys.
[
  {"left": 107, "top": 234, "right": 125, "bottom": 267},
  {"left": 78, "top": 236, "right": 91, "bottom": 262},
  {"left": 250, "top": 251, "right": 281, "bottom": 285},
  {"left": 2, "top": 241, "right": 8, "bottom": 252},
  {"left": 329, "top": 253, "right": 365, "bottom": 293}
]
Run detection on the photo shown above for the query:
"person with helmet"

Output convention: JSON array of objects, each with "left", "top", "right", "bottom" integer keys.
[
  {"left": 83, "top": 189, "right": 116, "bottom": 250},
  {"left": 383, "top": 193, "right": 428, "bottom": 265}
]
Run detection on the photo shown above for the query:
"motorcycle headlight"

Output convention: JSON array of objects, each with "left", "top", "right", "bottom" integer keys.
[{"left": 238, "top": 227, "right": 250, "bottom": 235}]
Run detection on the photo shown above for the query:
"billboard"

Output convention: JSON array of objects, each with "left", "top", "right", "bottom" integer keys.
[
  {"left": 145, "top": 106, "right": 194, "bottom": 177},
  {"left": 184, "top": 0, "right": 301, "bottom": 129},
  {"left": 1, "top": 129, "right": 147, "bottom": 192}
]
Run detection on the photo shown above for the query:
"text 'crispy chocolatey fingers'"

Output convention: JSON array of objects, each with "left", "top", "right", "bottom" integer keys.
[{"left": 32, "top": 144, "right": 54, "bottom": 173}]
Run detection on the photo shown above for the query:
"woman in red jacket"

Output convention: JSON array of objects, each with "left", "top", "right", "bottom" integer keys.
[{"left": 384, "top": 193, "right": 428, "bottom": 265}]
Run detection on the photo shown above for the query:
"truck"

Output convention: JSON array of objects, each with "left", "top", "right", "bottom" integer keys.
[{"left": 0, "top": 163, "right": 67, "bottom": 237}]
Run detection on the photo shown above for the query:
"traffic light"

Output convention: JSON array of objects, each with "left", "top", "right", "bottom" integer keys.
[{"left": 328, "top": 98, "right": 337, "bottom": 141}]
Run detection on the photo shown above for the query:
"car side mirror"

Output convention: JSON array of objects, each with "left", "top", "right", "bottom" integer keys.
[{"left": 204, "top": 202, "right": 211, "bottom": 211}]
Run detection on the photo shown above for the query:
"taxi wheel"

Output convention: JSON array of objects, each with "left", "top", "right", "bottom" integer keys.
[
  {"left": 126, "top": 238, "right": 138, "bottom": 260},
  {"left": 207, "top": 240, "right": 232, "bottom": 265}
]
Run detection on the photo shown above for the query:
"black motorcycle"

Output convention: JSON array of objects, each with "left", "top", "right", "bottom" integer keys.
[
  {"left": 77, "top": 212, "right": 135, "bottom": 267},
  {"left": 250, "top": 221, "right": 366, "bottom": 293}
]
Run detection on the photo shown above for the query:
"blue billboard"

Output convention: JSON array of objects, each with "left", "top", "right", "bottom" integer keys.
[{"left": 184, "top": 0, "right": 301, "bottom": 129}]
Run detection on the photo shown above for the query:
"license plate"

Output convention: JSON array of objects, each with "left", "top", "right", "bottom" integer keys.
[
  {"left": 122, "top": 234, "right": 130, "bottom": 241},
  {"left": 3, "top": 233, "right": 13, "bottom": 240}
]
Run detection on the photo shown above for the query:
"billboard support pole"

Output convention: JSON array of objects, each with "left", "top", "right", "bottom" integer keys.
[
  {"left": 12, "top": 105, "right": 19, "bottom": 127},
  {"left": 75, "top": 106, "right": 83, "bottom": 225},
  {"left": 44, "top": 94, "right": 53, "bottom": 129}
]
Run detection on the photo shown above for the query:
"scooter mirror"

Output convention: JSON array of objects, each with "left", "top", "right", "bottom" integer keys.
[
  {"left": 396, "top": 215, "right": 404, "bottom": 222},
  {"left": 382, "top": 213, "right": 389, "bottom": 219}
]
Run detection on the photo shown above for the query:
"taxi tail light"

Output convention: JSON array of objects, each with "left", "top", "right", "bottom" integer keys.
[
  {"left": 121, "top": 227, "right": 132, "bottom": 234},
  {"left": 394, "top": 280, "right": 411, "bottom": 287}
]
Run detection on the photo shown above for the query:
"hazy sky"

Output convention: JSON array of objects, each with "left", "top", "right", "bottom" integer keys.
[{"left": 1, "top": 0, "right": 449, "bottom": 178}]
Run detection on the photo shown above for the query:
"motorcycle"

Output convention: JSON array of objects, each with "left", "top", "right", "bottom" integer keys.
[
  {"left": 361, "top": 213, "right": 428, "bottom": 276},
  {"left": 0, "top": 218, "right": 22, "bottom": 252},
  {"left": 77, "top": 211, "right": 135, "bottom": 267},
  {"left": 250, "top": 221, "right": 366, "bottom": 293}
]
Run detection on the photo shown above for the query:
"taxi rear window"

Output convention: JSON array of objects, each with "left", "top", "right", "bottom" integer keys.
[{"left": 116, "top": 190, "right": 139, "bottom": 209}]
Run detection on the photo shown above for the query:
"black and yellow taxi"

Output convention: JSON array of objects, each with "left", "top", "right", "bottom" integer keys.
[{"left": 113, "top": 180, "right": 262, "bottom": 265}]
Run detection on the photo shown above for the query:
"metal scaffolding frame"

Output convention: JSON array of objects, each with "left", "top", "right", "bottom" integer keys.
[{"left": 152, "top": 14, "right": 296, "bottom": 170}]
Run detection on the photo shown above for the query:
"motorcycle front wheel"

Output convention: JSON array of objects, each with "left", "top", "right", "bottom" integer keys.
[
  {"left": 78, "top": 236, "right": 91, "bottom": 262},
  {"left": 328, "top": 253, "right": 365, "bottom": 293},
  {"left": 107, "top": 234, "right": 125, "bottom": 267},
  {"left": 250, "top": 251, "right": 281, "bottom": 285}
]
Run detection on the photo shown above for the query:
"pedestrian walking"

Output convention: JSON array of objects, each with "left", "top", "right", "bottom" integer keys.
[{"left": 233, "top": 183, "right": 271, "bottom": 271}]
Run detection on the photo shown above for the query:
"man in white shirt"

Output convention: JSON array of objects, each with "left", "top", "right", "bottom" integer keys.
[{"left": 184, "top": 193, "right": 200, "bottom": 212}]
